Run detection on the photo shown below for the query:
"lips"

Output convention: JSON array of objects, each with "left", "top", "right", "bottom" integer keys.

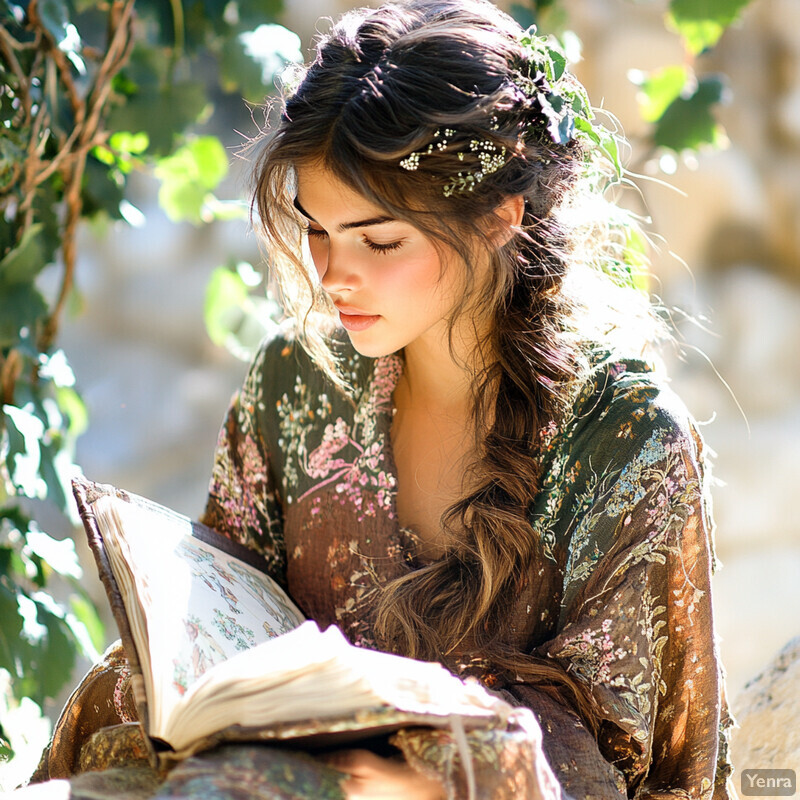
[
  {"left": 335, "top": 304, "right": 380, "bottom": 332},
  {"left": 335, "top": 304, "right": 372, "bottom": 315}
]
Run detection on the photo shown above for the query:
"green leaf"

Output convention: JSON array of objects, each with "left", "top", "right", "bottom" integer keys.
[
  {"left": 0, "top": 216, "right": 16, "bottom": 261},
  {"left": 668, "top": 18, "right": 725, "bottom": 54},
  {"left": 8, "top": 382, "right": 78, "bottom": 515},
  {"left": 0, "top": 719, "right": 13, "bottom": 762},
  {"left": 0, "top": 283, "right": 48, "bottom": 349},
  {"left": 653, "top": 74, "right": 729, "bottom": 152},
  {"left": 599, "top": 132, "right": 622, "bottom": 181},
  {"left": 81, "top": 156, "right": 125, "bottom": 220},
  {"left": 187, "top": 136, "right": 229, "bottom": 187},
  {"left": 107, "top": 83, "right": 209, "bottom": 157},
  {"left": 205, "top": 265, "right": 279, "bottom": 360},
  {"left": 109, "top": 131, "right": 149, "bottom": 156},
  {"left": 549, "top": 46, "right": 566, "bottom": 82},
  {"left": 0, "top": 547, "right": 12, "bottom": 579},
  {"left": 28, "top": 594, "right": 77, "bottom": 702},
  {"left": 160, "top": 181, "right": 207, "bottom": 224},
  {"left": 38, "top": 438, "right": 73, "bottom": 514},
  {"left": 667, "top": 0, "right": 754, "bottom": 54},
  {"left": 0, "top": 583, "right": 24, "bottom": 681},
  {"left": 69, "top": 593, "right": 105, "bottom": 655},
  {"left": 574, "top": 115, "right": 599, "bottom": 144},
  {"left": 92, "top": 144, "right": 116, "bottom": 167},
  {"left": 0, "top": 505, "right": 31, "bottom": 538},
  {"left": 204, "top": 265, "right": 250, "bottom": 346},
  {"left": 0, "top": 505, "right": 47, "bottom": 586},
  {"left": 2, "top": 404, "right": 44, "bottom": 498},
  {"left": 155, "top": 137, "right": 229, "bottom": 224},
  {"left": 30, "top": 181, "right": 61, "bottom": 267},
  {"left": 0, "top": 224, "right": 47, "bottom": 286},
  {"left": 202, "top": 197, "right": 249, "bottom": 222},
  {"left": 630, "top": 65, "right": 690, "bottom": 123},
  {"left": 623, "top": 227, "right": 651, "bottom": 293},
  {"left": 94, "top": 131, "right": 150, "bottom": 176},
  {"left": 55, "top": 386, "right": 88, "bottom": 437}
]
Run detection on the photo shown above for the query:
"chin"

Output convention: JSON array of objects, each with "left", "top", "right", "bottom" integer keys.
[{"left": 344, "top": 332, "right": 403, "bottom": 359}]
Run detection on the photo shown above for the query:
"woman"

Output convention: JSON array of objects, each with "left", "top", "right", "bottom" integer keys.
[{"left": 32, "top": 0, "right": 735, "bottom": 798}]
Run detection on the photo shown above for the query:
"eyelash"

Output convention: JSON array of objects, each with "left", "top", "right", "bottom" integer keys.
[
  {"left": 364, "top": 238, "right": 403, "bottom": 254},
  {"left": 304, "top": 226, "right": 403, "bottom": 256}
]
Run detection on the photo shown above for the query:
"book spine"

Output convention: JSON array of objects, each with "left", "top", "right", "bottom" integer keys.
[{"left": 71, "top": 476, "right": 160, "bottom": 769}]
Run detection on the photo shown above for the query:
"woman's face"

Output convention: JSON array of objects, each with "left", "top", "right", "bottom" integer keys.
[{"left": 294, "top": 162, "right": 470, "bottom": 359}]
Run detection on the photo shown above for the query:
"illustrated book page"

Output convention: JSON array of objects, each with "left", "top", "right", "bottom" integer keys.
[{"left": 91, "top": 492, "right": 306, "bottom": 743}]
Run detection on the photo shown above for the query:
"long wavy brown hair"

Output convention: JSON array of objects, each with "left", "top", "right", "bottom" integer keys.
[{"left": 249, "top": 0, "right": 653, "bottom": 735}]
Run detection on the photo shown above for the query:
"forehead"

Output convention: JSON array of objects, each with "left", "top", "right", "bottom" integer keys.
[{"left": 294, "top": 162, "right": 386, "bottom": 220}]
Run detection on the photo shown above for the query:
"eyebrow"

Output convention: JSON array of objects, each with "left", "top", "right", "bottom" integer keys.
[{"left": 293, "top": 196, "right": 396, "bottom": 231}]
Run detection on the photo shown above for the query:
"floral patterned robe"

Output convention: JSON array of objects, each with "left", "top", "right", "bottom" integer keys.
[
  {"left": 196, "top": 329, "right": 736, "bottom": 799},
  {"left": 29, "top": 328, "right": 737, "bottom": 800}
]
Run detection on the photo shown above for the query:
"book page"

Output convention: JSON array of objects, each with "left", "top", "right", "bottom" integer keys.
[
  {"left": 163, "top": 622, "right": 505, "bottom": 751},
  {"left": 93, "top": 494, "right": 305, "bottom": 736}
]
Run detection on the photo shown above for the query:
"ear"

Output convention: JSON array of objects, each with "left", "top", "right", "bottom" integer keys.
[{"left": 489, "top": 194, "right": 525, "bottom": 247}]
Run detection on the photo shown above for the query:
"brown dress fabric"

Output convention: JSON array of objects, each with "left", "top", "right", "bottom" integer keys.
[
  {"left": 29, "top": 330, "right": 737, "bottom": 799},
  {"left": 30, "top": 642, "right": 137, "bottom": 781}
]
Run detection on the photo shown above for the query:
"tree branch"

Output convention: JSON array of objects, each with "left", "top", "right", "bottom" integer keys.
[
  {"left": 0, "top": 350, "right": 23, "bottom": 407},
  {"left": 38, "top": 0, "right": 136, "bottom": 352}
]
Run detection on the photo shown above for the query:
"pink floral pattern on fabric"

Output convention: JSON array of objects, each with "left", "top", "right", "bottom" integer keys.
[
  {"left": 113, "top": 661, "right": 135, "bottom": 724},
  {"left": 202, "top": 345, "right": 285, "bottom": 582},
  {"left": 280, "top": 354, "right": 402, "bottom": 522}
]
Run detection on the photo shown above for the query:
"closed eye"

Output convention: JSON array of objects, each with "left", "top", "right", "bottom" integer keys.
[
  {"left": 304, "top": 225, "right": 403, "bottom": 255},
  {"left": 363, "top": 236, "right": 403, "bottom": 255}
]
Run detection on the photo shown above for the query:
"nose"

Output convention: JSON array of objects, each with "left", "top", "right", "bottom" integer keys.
[{"left": 317, "top": 242, "right": 362, "bottom": 295}]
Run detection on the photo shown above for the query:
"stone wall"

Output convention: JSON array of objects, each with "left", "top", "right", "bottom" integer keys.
[
  {"left": 51, "top": 0, "right": 800, "bottom": 779},
  {"left": 731, "top": 637, "right": 800, "bottom": 782}
]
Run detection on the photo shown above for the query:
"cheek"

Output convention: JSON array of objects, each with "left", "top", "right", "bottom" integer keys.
[
  {"left": 388, "top": 248, "right": 445, "bottom": 298},
  {"left": 405, "top": 253, "right": 461, "bottom": 312}
]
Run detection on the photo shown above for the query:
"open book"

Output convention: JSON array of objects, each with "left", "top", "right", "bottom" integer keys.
[{"left": 73, "top": 477, "right": 511, "bottom": 766}]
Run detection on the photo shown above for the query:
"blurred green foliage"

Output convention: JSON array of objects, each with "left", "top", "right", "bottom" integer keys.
[
  {"left": 501, "top": 0, "right": 753, "bottom": 292},
  {"left": 667, "top": 0, "right": 753, "bottom": 54},
  {"left": 512, "top": 0, "right": 751, "bottom": 160},
  {"left": 205, "top": 261, "right": 280, "bottom": 361},
  {"left": 1, "top": 0, "right": 297, "bottom": 766}
]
